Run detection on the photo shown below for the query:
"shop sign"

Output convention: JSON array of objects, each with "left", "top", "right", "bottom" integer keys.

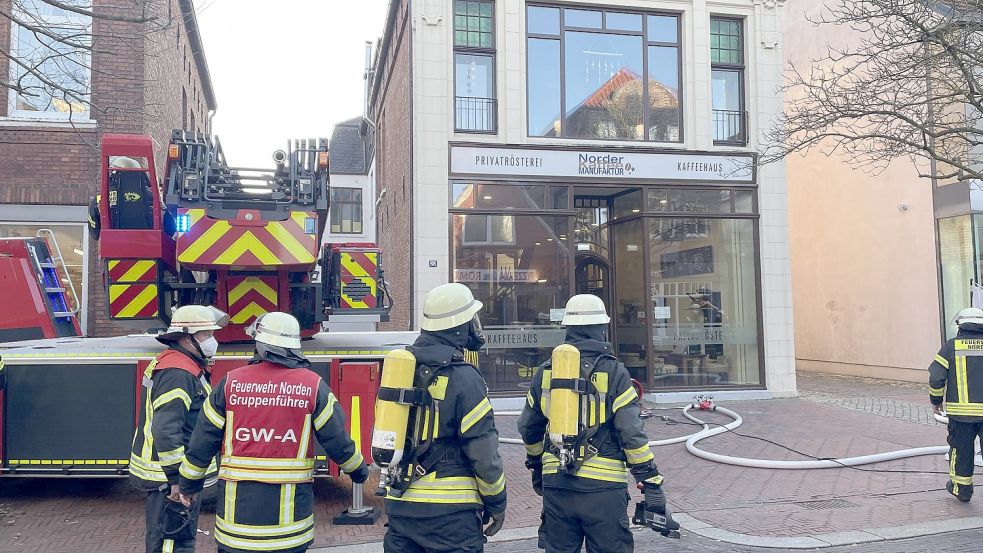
[
  {"left": 652, "top": 326, "right": 757, "bottom": 347},
  {"left": 454, "top": 268, "right": 539, "bottom": 283},
  {"left": 450, "top": 145, "right": 753, "bottom": 183},
  {"left": 483, "top": 327, "right": 566, "bottom": 350}
]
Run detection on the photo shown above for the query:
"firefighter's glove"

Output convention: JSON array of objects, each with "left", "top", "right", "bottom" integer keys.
[
  {"left": 643, "top": 482, "right": 667, "bottom": 515},
  {"left": 629, "top": 460, "right": 662, "bottom": 485},
  {"left": 483, "top": 510, "right": 506, "bottom": 537},
  {"left": 349, "top": 463, "right": 370, "bottom": 485},
  {"left": 525, "top": 455, "right": 543, "bottom": 496}
]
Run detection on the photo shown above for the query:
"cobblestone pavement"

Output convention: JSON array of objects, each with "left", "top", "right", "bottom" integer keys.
[
  {"left": 1, "top": 372, "right": 978, "bottom": 552},
  {"left": 486, "top": 527, "right": 983, "bottom": 552}
]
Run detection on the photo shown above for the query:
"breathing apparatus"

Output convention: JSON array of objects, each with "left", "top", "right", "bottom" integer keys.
[
  {"left": 371, "top": 348, "right": 420, "bottom": 495},
  {"left": 547, "top": 343, "right": 585, "bottom": 469}
]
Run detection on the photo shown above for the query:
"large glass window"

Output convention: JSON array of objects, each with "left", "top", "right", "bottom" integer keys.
[
  {"left": 940, "top": 215, "right": 976, "bottom": 339},
  {"left": 526, "top": 5, "right": 681, "bottom": 142},
  {"left": 8, "top": 4, "right": 92, "bottom": 119},
  {"left": 330, "top": 187, "right": 363, "bottom": 234},
  {"left": 648, "top": 217, "right": 760, "bottom": 388},
  {"left": 454, "top": 0, "right": 497, "bottom": 132},
  {"left": 710, "top": 17, "right": 746, "bottom": 144},
  {"left": 453, "top": 214, "right": 570, "bottom": 391}
]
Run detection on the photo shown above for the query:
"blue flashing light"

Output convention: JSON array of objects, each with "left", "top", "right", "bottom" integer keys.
[{"left": 176, "top": 214, "right": 191, "bottom": 232}]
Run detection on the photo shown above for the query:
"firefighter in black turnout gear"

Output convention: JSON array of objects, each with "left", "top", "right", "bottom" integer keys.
[
  {"left": 129, "top": 305, "right": 228, "bottom": 553},
  {"left": 519, "top": 294, "right": 676, "bottom": 552},
  {"left": 378, "top": 283, "right": 507, "bottom": 553},
  {"left": 930, "top": 307, "right": 983, "bottom": 502}
]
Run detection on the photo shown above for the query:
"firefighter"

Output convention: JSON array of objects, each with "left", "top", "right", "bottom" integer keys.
[
  {"left": 380, "top": 282, "right": 507, "bottom": 553},
  {"left": 518, "top": 294, "right": 673, "bottom": 553},
  {"left": 930, "top": 307, "right": 983, "bottom": 502},
  {"left": 129, "top": 304, "right": 228, "bottom": 553},
  {"left": 88, "top": 156, "right": 176, "bottom": 241},
  {"left": 178, "top": 311, "right": 369, "bottom": 553}
]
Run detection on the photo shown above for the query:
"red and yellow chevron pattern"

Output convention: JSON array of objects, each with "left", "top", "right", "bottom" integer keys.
[
  {"left": 176, "top": 209, "right": 318, "bottom": 270},
  {"left": 340, "top": 251, "right": 378, "bottom": 309},
  {"left": 109, "top": 283, "right": 159, "bottom": 319},
  {"left": 107, "top": 259, "right": 158, "bottom": 283},
  {"left": 227, "top": 276, "right": 278, "bottom": 325}
]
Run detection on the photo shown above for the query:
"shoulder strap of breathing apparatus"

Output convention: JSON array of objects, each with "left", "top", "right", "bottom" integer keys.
[{"left": 549, "top": 353, "right": 617, "bottom": 472}]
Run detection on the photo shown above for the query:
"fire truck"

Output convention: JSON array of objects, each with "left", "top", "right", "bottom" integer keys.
[{"left": 0, "top": 131, "right": 415, "bottom": 479}]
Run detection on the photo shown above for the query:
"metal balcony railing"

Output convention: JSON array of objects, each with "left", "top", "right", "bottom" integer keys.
[
  {"left": 455, "top": 96, "right": 497, "bottom": 133},
  {"left": 712, "top": 109, "right": 747, "bottom": 144}
]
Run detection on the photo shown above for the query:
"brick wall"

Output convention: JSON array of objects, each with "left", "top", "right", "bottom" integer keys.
[
  {"left": 372, "top": 0, "right": 414, "bottom": 331},
  {"left": 0, "top": 0, "right": 214, "bottom": 337}
]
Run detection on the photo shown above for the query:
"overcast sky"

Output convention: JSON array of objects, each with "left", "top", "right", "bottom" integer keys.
[{"left": 193, "top": 0, "right": 390, "bottom": 166}]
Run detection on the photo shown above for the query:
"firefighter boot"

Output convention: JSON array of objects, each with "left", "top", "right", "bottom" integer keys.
[{"left": 947, "top": 480, "right": 972, "bottom": 503}]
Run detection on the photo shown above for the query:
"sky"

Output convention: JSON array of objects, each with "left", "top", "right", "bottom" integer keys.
[{"left": 193, "top": 0, "right": 390, "bottom": 166}]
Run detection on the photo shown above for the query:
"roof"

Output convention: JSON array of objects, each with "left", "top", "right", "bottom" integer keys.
[
  {"left": 330, "top": 116, "right": 372, "bottom": 175},
  {"left": 178, "top": 0, "right": 217, "bottom": 110}
]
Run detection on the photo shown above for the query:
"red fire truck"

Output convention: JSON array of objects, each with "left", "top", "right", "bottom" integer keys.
[{"left": 0, "top": 131, "right": 413, "bottom": 480}]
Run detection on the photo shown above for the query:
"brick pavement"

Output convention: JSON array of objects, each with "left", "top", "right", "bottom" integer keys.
[{"left": 1, "top": 372, "right": 979, "bottom": 552}]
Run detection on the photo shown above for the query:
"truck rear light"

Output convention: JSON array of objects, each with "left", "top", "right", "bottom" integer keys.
[
  {"left": 168, "top": 145, "right": 179, "bottom": 159},
  {"left": 318, "top": 152, "right": 329, "bottom": 169}
]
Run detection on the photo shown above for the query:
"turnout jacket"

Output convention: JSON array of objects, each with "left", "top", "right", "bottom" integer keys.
[
  {"left": 384, "top": 336, "right": 508, "bottom": 518},
  {"left": 518, "top": 338, "right": 655, "bottom": 492},
  {"left": 179, "top": 359, "right": 364, "bottom": 553},
  {"left": 930, "top": 326, "right": 983, "bottom": 421},
  {"left": 129, "top": 346, "right": 217, "bottom": 490}
]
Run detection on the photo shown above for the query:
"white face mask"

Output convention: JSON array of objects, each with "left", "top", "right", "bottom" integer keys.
[{"left": 197, "top": 335, "right": 219, "bottom": 358}]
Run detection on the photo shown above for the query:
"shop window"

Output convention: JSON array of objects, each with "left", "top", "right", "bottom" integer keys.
[
  {"left": 454, "top": 0, "right": 497, "bottom": 133},
  {"left": 330, "top": 188, "right": 363, "bottom": 234},
  {"left": 452, "top": 183, "right": 545, "bottom": 210},
  {"left": 939, "top": 215, "right": 975, "bottom": 340},
  {"left": 710, "top": 17, "right": 746, "bottom": 144},
  {"left": 462, "top": 214, "right": 515, "bottom": 245},
  {"left": 8, "top": 4, "right": 92, "bottom": 120},
  {"left": 648, "top": 217, "right": 760, "bottom": 388},
  {"left": 452, "top": 214, "right": 570, "bottom": 391},
  {"left": 526, "top": 5, "right": 681, "bottom": 142}
]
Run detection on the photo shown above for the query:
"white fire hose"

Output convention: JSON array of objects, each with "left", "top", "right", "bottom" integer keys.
[{"left": 495, "top": 404, "right": 983, "bottom": 468}]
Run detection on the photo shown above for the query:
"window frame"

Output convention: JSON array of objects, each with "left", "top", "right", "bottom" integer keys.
[
  {"left": 453, "top": 0, "right": 498, "bottom": 134},
  {"left": 329, "top": 187, "right": 364, "bottom": 235},
  {"left": 525, "top": 4, "right": 684, "bottom": 143},
  {"left": 6, "top": 7, "right": 94, "bottom": 121},
  {"left": 709, "top": 16, "right": 747, "bottom": 146}
]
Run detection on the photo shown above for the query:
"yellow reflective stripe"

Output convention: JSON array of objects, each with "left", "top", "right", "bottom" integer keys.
[
  {"left": 388, "top": 474, "right": 481, "bottom": 504},
  {"left": 313, "top": 393, "right": 337, "bottom": 430},
  {"left": 219, "top": 467, "right": 314, "bottom": 483},
  {"left": 612, "top": 387, "right": 637, "bottom": 413},
  {"left": 624, "top": 444, "right": 654, "bottom": 464},
  {"left": 930, "top": 387, "right": 946, "bottom": 397},
  {"left": 542, "top": 454, "right": 628, "bottom": 483},
  {"left": 297, "top": 414, "right": 312, "bottom": 460},
  {"left": 152, "top": 388, "right": 192, "bottom": 411},
  {"left": 226, "top": 481, "right": 237, "bottom": 522},
  {"left": 157, "top": 446, "right": 185, "bottom": 466},
  {"left": 221, "top": 456, "right": 315, "bottom": 470},
  {"left": 646, "top": 474, "right": 665, "bottom": 485},
  {"left": 942, "top": 403, "right": 983, "bottom": 416},
  {"left": 461, "top": 398, "right": 492, "bottom": 434},
  {"left": 526, "top": 392, "right": 534, "bottom": 408},
  {"left": 203, "top": 399, "right": 225, "bottom": 428},
  {"left": 215, "top": 527, "right": 314, "bottom": 551},
  {"left": 267, "top": 221, "right": 317, "bottom": 263},
  {"left": 216, "top": 514, "right": 313, "bottom": 538},
  {"left": 957, "top": 354, "right": 970, "bottom": 404},
  {"left": 525, "top": 441, "right": 544, "bottom": 456},
  {"left": 179, "top": 220, "right": 232, "bottom": 263},
  {"left": 224, "top": 411, "right": 235, "bottom": 456},
  {"left": 476, "top": 472, "right": 506, "bottom": 496},
  {"left": 128, "top": 458, "right": 167, "bottom": 482},
  {"left": 935, "top": 354, "right": 950, "bottom": 369},
  {"left": 162, "top": 539, "right": 174, "bottom": 553},
  {"left": 339, "top": 450, "right": 364, "bottom": 473},
  {"left": 180, "top": 457, "right": 208, "bottom": 480},
  {"left": 279, "top": 484, "right": 296, "bottom": 525}
]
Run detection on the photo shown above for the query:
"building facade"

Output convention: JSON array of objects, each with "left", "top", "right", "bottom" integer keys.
[
  {"left": 371, "top": 0, "right": 795, "bottom": 397},
  {"left": 325, "top": 116, "right": 376, "bottom": 246},
  {"left": 0, "top": 0, "right": 216, "bottom": 338}
]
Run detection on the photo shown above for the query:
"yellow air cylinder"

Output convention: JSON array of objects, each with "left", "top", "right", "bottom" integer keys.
[
  {"left": 371, "top": 349, "right": 417, "bottom": 468},
  {"left": 548, "top": 343, "right": 581, "bottom": 446}
]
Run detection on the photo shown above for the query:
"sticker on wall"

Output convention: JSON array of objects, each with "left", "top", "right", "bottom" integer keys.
[{"left": 428, "top": 259, "right": 438, "bottom": 268}]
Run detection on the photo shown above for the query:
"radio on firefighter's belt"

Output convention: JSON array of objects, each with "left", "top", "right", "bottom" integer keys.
[
  {"left": 371, "top": 349, "right": 425, "bottom": 495},
  {"left": 548, "top": 344, "right": 588, "bottom": 469}
]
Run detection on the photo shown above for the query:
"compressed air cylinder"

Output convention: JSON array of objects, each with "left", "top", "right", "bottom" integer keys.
[
  {"left": 371, "top": 349, "right": 417, "bottom": 468},
  {"left": 548, "top": 343, "right": 581, "bottom": 447}
]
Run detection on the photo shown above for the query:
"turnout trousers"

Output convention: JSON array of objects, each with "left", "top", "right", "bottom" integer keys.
[
  {"left": 384, "top": 510, "right": 486, "bottom": 553},
  {"left": 145, "top": 489, "right": 201, "bottom": 553},
  {"left": 542, "top": 487, "right": 632, "bottom": 553},
  {"left": 948, "top": 420, "right": 983, "bottom": 500}
]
